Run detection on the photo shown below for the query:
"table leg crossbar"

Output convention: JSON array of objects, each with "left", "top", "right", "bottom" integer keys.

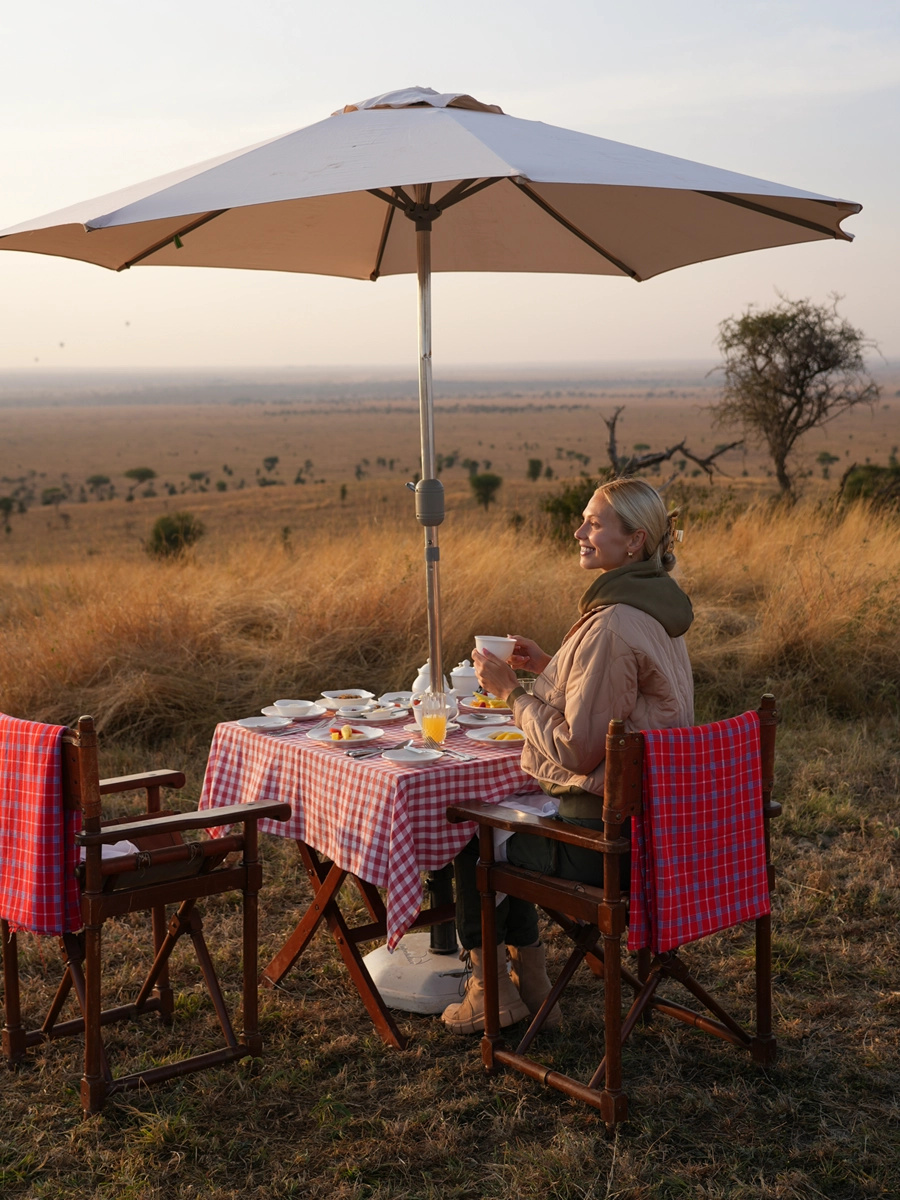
[{"left": 260, "top": 842, "right": 456, "bottom": 1049}]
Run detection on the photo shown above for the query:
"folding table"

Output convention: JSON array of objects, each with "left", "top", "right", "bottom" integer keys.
[{"left": 198, "top": 720, "right": 534, "bottom": 1048}]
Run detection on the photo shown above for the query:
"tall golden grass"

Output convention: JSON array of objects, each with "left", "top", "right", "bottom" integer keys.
[{"left": 1, "top": 500, "right": 897, "bottom": 740}]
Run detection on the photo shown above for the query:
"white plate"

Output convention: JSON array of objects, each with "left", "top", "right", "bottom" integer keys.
[
  {"left": 465, "top": 727, "right": 526, "bottom": 747},
  {"left": 457, "top": 712, "right": 511, "bottom": 727},
  {"left": 382, "top": 746, "right": 442, "bottom": 765},
  {"left": 352, "top": 707, "right": 409, "bottom": 723},
  {"left": 380, "top": 691, "right": 414, "bottom": 705},
  {"left": 402, "top": 721, "right": 459, "bottom": 734},
  {"left": 306, "top": 725, "right": 385, "bottom": 745},
  {"left": 261, "top": 704, "right": 327, "bottom": 720},
  {"left": 320, "top": 689, "right": 375, "bottom": 710},
  {"left": 238, "top": 716, "right": 292, "bottom": 730},
  {"left": 458, "top": 694, "right": 513, "bottom": 715}
]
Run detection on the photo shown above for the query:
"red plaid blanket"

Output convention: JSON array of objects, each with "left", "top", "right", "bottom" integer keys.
[
  {"left": 628, "top": 711, "right": 770, "bottom": 954},
  {"left": 0, "top": 714, "right": 81, "bottom": 936}
]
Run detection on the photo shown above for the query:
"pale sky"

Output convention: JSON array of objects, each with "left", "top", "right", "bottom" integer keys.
[{"left": 1, "top": 0, "right": 897, "bottom": 371}]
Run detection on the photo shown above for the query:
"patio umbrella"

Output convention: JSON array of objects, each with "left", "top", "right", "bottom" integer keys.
[{"left": 0, "top": 86, "right": 862, "bottom": 692}]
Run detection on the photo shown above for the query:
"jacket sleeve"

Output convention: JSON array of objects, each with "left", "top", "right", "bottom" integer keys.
[{"left": 511, "top": 620, "right": 638, "bottom": 776}]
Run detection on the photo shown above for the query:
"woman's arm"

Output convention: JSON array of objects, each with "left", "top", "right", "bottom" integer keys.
[{"left": 513, "top": 621, "right": 638, "bottom": 777}]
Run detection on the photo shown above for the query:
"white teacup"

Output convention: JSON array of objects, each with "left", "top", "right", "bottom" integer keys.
[
  {"left": 474, "top": 635, "right": 517, "bottom": 662},
  {"left": 274, "top": 699, "right": 314, "bottom": 717}
]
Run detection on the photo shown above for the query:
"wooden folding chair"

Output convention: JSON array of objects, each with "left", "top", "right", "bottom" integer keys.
[
  {"left": 1, "top": 715, "right": 290, "bottom": 1115},
  {"left": 447, "top": 694, "right": 780, "bottom": 1130}
]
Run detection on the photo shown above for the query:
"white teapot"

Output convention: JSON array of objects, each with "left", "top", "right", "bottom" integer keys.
[
  {"left": 450, "top": 659, "right": 478, "bottom": 695},
  {"left": 411, "top": 662, "right": 451, "bottom": 695}
]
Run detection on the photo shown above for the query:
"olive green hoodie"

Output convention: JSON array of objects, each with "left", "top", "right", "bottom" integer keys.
[{"left": 577, "top": 558, "right": 693, "bottom": 638}]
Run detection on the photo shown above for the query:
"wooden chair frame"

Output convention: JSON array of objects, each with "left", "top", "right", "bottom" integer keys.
[
  {"left": 447, "top": 694, "right": 781, "bottom": 1129},
  {"left": 1, "top": 715, "right": 290, "bottom": 1115}
]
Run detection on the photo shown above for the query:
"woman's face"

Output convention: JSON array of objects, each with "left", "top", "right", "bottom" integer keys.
[{"left": 574, "top": 494, "right": 646, "bottom": 572}]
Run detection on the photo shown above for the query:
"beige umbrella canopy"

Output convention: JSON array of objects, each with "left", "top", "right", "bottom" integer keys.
[{"left": 0, "top": 85, "right": 862, "bottom": 689}]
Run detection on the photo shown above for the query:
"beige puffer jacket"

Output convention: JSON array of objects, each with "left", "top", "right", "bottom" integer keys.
[{"left": 511, "top": 603, "right": 694, "bottom": 818}]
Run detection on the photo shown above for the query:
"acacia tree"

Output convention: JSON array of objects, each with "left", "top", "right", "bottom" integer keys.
[{"left": 709, "top": 296, "right": 879, "bottom": 497}]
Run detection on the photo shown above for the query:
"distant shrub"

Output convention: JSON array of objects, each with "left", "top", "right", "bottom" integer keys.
[
  {"left": 541, "top": 476, "right": 599, "bottom": 540},
  {"left": 470, "top": 472, "right": 503, "bottom": 510},
  {"left": 839, "top": 464, "right": 900, "bottom": 509},
  {"left": 146, "top": 511, "right": 206, "bottom": 558}
]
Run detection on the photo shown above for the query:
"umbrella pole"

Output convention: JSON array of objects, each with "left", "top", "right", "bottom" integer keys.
[{"left": 414, "top": 215, "right": 445, "bottom": 696}]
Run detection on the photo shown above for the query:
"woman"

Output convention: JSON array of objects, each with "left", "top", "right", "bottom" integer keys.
[{"left": 442, "top": 477, "right": 694, "bottom": 1034}]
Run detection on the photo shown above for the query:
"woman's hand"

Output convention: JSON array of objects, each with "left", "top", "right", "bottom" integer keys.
[
  {"left": 507, "top": 635, "right": 552, "bottom": 676},
  {"left": 472, "top": 649, "right": 520, "bottom": 704}
]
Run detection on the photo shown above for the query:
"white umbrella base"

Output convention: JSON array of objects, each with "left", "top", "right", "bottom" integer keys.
[{"left": 362, "top": 931, "right": 467, "bottom": 1015}]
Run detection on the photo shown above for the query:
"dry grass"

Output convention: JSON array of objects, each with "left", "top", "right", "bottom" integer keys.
[
  {"left": 1, "top": 497, "right": 898, "bottom": 738},
  {"left": 1, "top": 497, "right": 899, "bottom": 1198}
]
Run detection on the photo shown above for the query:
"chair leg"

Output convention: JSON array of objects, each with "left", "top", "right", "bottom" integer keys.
[
  {"left": 1, "top": 920, "right": 27, "bottom": 1064},
  {"left": 79, "top": 923, "right": 108, "bottom": 1115},
  {"left": 751, "top": 913, "right": 778, "bottom": 1064},
  {"left": 242, "top": 849, "right": 262, "bottom": 1058},
  {"left": 151, "top": 905, "right": 174, "bottom": 1022},
  {"left": 479, "top": 852, "right": 503, "bottom": 1073},
  {"left": 599, "top": 929, "right": 628, "bottom": 1129}
]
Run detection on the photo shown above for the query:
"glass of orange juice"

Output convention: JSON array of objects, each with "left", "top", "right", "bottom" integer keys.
[{"left": 420, "top": 691, "right": 450, "bottom": 744}]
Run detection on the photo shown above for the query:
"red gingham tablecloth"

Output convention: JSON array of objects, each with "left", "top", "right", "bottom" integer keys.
[{"left": 199, "top": 720, "right": 535, "bottom": 949}]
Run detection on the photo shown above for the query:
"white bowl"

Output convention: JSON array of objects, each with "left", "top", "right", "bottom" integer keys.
[
  {"left": 474, "top": 635, "right": 517, "bottom": 662},
  {"left": 337, "top": 703, "right": 375, "bottom": 717},
  {"left": 320, "top": 689, "right": 376, "bottom": 710},
  {"left": 274, "top": 699, "right": 315, "bottom": 717}
]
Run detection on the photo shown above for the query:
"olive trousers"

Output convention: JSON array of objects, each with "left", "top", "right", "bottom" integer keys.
[{"left": 454, "top": 815, "right": 630, "bottom": 950}]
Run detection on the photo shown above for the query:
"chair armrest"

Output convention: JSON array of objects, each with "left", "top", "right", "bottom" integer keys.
[
  {"left": 98, "top": 770, "right": 186, "bottom": 795},
  {"left": 77, "top": 800, "right": 292, "bottom": 845},
  {"left": 446, "top": 801, "right": 628, "bottom": 854}
]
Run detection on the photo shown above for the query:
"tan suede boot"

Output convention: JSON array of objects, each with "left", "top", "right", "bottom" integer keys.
[
  {"left": 508, "top": 942, "right": 562, "bottom": 1030},
  {"left": 441, "top": 945, "right": 530, "bottom": 1034}
]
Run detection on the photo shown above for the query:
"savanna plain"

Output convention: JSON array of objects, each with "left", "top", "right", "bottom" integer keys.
[{"left": 1, "top": 368, "right": 899, "bottom": 1200}]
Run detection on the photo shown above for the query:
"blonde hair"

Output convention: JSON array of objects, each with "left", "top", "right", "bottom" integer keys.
[{"left": 594, "top": 478, "right": 678, "bottom": 573}]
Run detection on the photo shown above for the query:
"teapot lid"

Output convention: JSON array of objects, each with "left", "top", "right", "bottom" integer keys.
[{"left": 454, "top": 659, "right": 474, "bottom": 670}]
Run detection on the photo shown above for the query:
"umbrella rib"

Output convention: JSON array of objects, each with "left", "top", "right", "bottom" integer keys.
[
  {"left": 368, "top": 188, "right": 407, "bottom": 213},
  {"left": 436, "top": 177, "right": 503, "bottom": 211},
  {"left": 695, "top": 191, "right": 852, "bottom": 241},
  {"left": 369, "top": 203, "right": 395, "bottom": 281},
  {"left": 113, "top": 209, "right": 230, "bottom": 271},
  {"left": 509, "top": 179, "right": 641, "bottom": 280}
]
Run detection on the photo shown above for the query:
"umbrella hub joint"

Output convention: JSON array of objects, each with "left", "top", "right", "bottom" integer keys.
[{"left": 404, "top": 203, "right": 441, "bottom": 233}]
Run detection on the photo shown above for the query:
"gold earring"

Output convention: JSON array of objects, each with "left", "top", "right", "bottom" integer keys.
[{"left": 627, "top": 551, "right": 633, "bottom": 557}]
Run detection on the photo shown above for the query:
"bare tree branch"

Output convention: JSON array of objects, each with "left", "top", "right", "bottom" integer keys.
[{"left": 599, "top": 408, "right": 742, "bottom": 483}]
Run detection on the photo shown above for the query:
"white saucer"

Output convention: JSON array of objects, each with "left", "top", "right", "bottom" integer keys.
[
  {"left": 380, "top": 691, "right": 414, "bottom": 705},
  {"left": 382, "top": 746, "right": 442, "bottom": 765},
  {"left": 465, "top": 727, "right": 525, "bottom": 747},
  {"left": 306, "top": 725, "right": 384, "bottom": 745},
  {"left": 402, "top": 721, "right": 459, "bottom": 735},
  {"left": 261, "top": 704, "right": 327, "bottom": 720},
  {"left": 238, "top": 716, "right": 292, "bottom": 730},
  {"left": 457, "top": 713, "right": 510, "bottom": 727}
]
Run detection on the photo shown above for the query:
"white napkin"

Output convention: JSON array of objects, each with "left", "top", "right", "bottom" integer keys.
[
  {"left": 492, "top": 793, "right": 560, "bottom": 906},
  {"left": 79, "top": 839, "right": 139, "bottom": 863}
]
